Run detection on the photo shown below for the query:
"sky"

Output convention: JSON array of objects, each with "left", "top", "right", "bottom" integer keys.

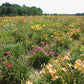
[{"left": 0, "top": 0, "right": 84, "bottom": 14}]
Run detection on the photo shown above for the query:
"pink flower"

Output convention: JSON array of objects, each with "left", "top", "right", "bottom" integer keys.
[
  {"left": 40, "top": 42, "right": 44, "bottom": 45},
  {"left": 6, "top": 51, "right": 10, "bottom": 54},
  {"left": 43, "top": 52, "right": 48, "bottom": 55},
  {"left": 7, "top": 64, "right": 11, "bottom": 68},
  {"left": 8, "top": 54, "right": 11, "bottom": 57},
  {"left": 32, "top": 49, "right": 36, "bottom": 53},
  {"left": 41, "top": 48, "right": 44, "bottom": 51},
  {"left": 28, "top": 49, "right": 36, "bottom": 54},
  {"left": 2, "top": 61, "right": 5, "bottom": 65},
  {"left": 45, "top": 45, "right": 49, "bottom": 50},
  {"left": 32, "top": 45, "right": 34, "bottom": 48},
  {"left": 49, "top": 51, "right": 55, "bottom": 54},
  {"left": 36, "top": 46, "right": 40, "bottom": 50}
]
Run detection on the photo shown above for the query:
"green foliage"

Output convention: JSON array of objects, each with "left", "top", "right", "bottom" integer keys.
[
  {"left": 0, "top": 53, "right": 32, "bottom": 84},
  {"left": 0, "top": 2, "right": 43, "bottom": 16}
]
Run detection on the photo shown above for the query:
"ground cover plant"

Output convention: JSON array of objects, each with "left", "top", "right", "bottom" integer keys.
[{"left": 0, "top": 15, "right": 84, "bottom": 84}]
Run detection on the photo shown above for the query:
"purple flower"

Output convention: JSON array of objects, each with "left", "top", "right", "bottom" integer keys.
[
  {"left": 43, "top": 52, "right": 48, "bottom": 55},
  {"left": 45, "top": 45, "right": 49, "bottom": 50}
]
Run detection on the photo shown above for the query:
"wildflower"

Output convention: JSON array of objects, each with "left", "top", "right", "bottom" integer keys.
[
  {"left": 59, "top": 76, "right": 62, "bottom": 79},
  {"left": 61, "top": 41, "right": 65, "bottom": 44},
  {"left": 6, "top": 51, "right": 10, "bottom": 54},
  {"left": 13, "top": 28, "right": 17, "bottom": 31},
  {"left": 75, "top": 59, "right": 81, "bottom": 64},
  {"left": 78, "top": 45, "right": 81, "bottom": 47},
  {"left": 66, "top": 52, "right": 70, "bottom": 56},
  {"left": 77, "top": 29, "right": 81, "bottom": 33},
  {"left": 55, "top": 59, "right": 58, "bottom": 63},
  {"left": 43, "top": 52, "right": 48, "bottom": 55},
  {"left": 37, "top": 27, "right": 42, "bottom": 30},
  {"left": 46, "top": 64, "right": 53, "bottom": 70},
  {"left": 50, "top": 29, "right": 53, "bottom": 31},
  {"left": 40, "top": 42, "right": 44, "bottom": 45},
  {"left": 7, "top": 64, "right": 11, "bottom": 68},
  {"left": 32, "top": 50, "right": 36, "bottom": 53},
  {"left": 74, "top": 63, "right": 80, "bottom": 69},
  {"left": 49, "top": 51, "right": 55, "bottom": 54},
  {"left": 67, "top": 63, "right": 73, "bottom": 67},
  {"left": 57, "top": 33, "right": 59, "bottom": 36},
  {"left": 52, "top": 76, "right": 58, "bottom": 80},
  {"left": 26, "top": 81, "right": 33, "bottom": 84},
  {"left": 45, "top": 38, "right": 47, "bottom": 40},
  {"left": 80, "top": 54, "right": 84, "bottom": 57},
  {"left": 49, "top": 68, "right": 53, "bottom": 74},
  {"left": 45, "top": 45, "right": 49, "bottom": 50},
  {"left": 30, "top": 26, "right": 34, "bottom": 30},
  {"left": 54, "top": 32, "right": 56, "bottom": 35},
  {"left": 40, "top": 48, "right": 44, "bottom": 51},
  {"left": 45, "top": 35, "right": 48, "bottom": 37},
  {"left": 51, "top": 35, "right": 54, "bottom": 38},
  {"left": 58, "top": 39, "right": 61, "bottom": 41},
  {"left": 51, "top": 69, "right": 56, "bottom": 76},
  {"left": 55, "top": 36, "right": 57, "bottom": 39},
  {"left": 81, "top": 64, "right": 84, "bottom": 71},
  {"left": 43, "top": 24, "right": 45, "bottom": 27},
  {"left": 32, "top": 45, "right": 34, "bottom": 48},
  {"left": 61, "top": 57, "right": 64, "bottom": 61},
  {"left": 8, "top": 54, "right": 11, "bottom": 57},
  {"left": 40, "top": 69, "right": 45, "bottom": 74},
  {"left": 62, "top": 68, "right": 67, "bottom": 72},
  {"left": 35, "top": 46, "right": 40, "bottom": 50},
  {"left": 28, "top": 49, "right": 36, "bottom": 54},
  {"left": 2, "top": 61, "right": 5, "bottom": 65},
  {"left": 36, "top": 24, "right": 39, "bottom": 28},
  {"left": 64, "top": 56, "right": 71, "bottom": 61}
]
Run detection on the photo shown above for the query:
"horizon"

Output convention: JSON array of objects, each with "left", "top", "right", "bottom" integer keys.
[{"left": 0, "top": 0, "right": 84, "bottom": 14}]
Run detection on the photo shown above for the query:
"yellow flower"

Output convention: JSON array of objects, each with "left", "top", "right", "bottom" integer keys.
[
  {"left": 37, "top": 27, "right": 42, "bottom": 30},
  {"left": 36, "top": 24, "right": 39, "bottom": 28},
  {"left": 13, "top": 28, "right": 17, "bottom": 31},
  {"left": 51, "top": 35, "right": 54, "bottom": 38},
  {"left": 64, "top": 56, "right": 71, "bottom": 61},
  {"left": 50, "top": 29, "right": 53, "bottom": 31},
  {"left": 61, "top": 57, "right": 64, "bottom": 61},
  {"left": 45, "top": 38, "right": 47, "bottom": 40},
  {"left": 74, "top": 63, "right": 80, "bottom": 69},
  {"left": 26, "top": 81, "right": 33, "bottom": 84},
  {"left": 43, "top": 24, "right": 45, "bottom": 27},
  {"left": 55, "top": 36, "right": 57, "bottom": 39},
  {"left": 52, "top": 76, "right": 58, "bottom": 80},
  {"left": 55, "top": 59, "right": 58, "bottom": 63},
  {"left": 67, "top": 63, "right": 73, "bottom": 67},
  {"left": 58, "top": 39, "right": 61, "bottom": 41},
  {"left": 30, "top": 26, "right": 34, "bottom": 30},
  {"left": 54, "top": 32, "right": 56, "bottom": 35}
]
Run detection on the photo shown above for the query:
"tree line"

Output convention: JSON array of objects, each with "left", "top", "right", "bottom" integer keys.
[{"left": 0, "top": 2, "right": 43, "bottom": 16}]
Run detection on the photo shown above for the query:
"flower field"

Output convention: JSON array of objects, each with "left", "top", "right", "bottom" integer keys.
[{"left": 0, "top": 15, "right": 84, "bottom": 84}]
